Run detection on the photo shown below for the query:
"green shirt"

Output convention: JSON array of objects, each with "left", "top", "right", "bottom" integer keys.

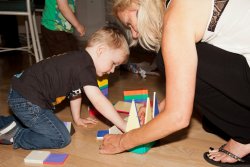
[{"left": 41, "top": 0, "right": 75, "bottom": 33}]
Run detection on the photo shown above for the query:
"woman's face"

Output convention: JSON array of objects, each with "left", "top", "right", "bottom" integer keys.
[{"left": 117, "top": 4, "right": 139, "bottom": 39}]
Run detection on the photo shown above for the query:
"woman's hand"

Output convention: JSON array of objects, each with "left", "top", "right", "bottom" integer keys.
[
  {"left": 74, "top": 117, "right": 98, "bottom": 127},
  {"left": 99, "top": 134, "right": 127, "bottom": 154}
]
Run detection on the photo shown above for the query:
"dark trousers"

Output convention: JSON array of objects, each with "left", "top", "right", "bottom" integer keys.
[
  {"left": 195, "top": 43, "right": 250, "bottom": 144},
  {"left": 157, "top": 43, "right": 250, "bottom": 144},
  {"left": 41, "top": 25, "right": 79, "bottom": 58}
]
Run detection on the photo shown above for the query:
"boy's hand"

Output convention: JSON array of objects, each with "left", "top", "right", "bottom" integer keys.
[
  {"left": 74, "top": 117, "right": 97, "bottom": 127},
  {"left": 138, "top": 106, "right": 146, "bottom": 125}
]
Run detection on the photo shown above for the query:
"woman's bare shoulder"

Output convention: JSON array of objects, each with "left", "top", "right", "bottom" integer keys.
[{"left": 165, "top": 0, "right": 212, "bottom": 41}]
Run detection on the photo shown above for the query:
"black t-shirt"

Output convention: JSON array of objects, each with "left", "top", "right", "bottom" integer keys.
[{"left": 11, "top": 50, "right": 98, "bottom": 109}]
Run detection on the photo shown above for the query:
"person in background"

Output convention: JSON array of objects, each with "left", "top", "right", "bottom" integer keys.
[
  {"left": 41, "top": 0, "right": 85, "bottom": 58},
  {"left": 99, "top": 0, "right": 250, "bottom": 166},
  {"left": 0, "top": 25, "right": 129, "bottom": 150}
]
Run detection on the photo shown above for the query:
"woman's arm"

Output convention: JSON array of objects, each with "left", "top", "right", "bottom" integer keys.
[
  {"left": 159, "top": 98, "right": 166, "bottom": 112},
  {"left": 56, "top": 0, "right": 85, "bottom": 36},
  {"left": 100, "top": 0, "right": 211, "bottom": 154},
  {"left": 84, "top": 85, "right": 127, "bottom": 132},
  {"left": 120, "top": 10, "right": 198, "bottom": 150}
]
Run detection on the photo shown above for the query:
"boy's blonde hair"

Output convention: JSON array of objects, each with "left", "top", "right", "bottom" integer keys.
[
  {"left": 112, "top": 0, "right": 164, "bottom": 52},
  {"left": 87, "top": 25, "right": 130, "bottom": 61}
]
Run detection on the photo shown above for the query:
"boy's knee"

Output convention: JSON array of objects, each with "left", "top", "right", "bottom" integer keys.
[
  {"left": 58, "top": 133, "right": 71, "bottom": 148},
  {"left": 50, "top": 130, "right": 71, "bottom": 148}
]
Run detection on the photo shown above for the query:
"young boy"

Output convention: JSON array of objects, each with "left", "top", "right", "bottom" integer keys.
[
  {"left": 0, "top": 25, "right": 129, "bottom": 150},
  {"left": 41, "top": 0, "right": 85, "bottom": 58}
]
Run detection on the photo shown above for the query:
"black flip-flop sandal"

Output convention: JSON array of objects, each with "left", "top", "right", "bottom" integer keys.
[{"left": 204, "top": 144, "right": 250, "bottom": 167}]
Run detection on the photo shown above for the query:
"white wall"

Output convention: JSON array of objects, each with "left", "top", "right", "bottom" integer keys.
[
  {"left": 75, "top": 0, "right": 106, "bottom": 41},
  {"left": 18, "top": 0, "right": 108, "bottom": 41}
]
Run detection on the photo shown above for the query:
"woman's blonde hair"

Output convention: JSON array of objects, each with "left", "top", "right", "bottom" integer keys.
[
  {"left": 112, "top": 0, "right": 164, "bottom": 52},
  {"left": 87, "top": 25, "right": 130, "bottom": 59}
]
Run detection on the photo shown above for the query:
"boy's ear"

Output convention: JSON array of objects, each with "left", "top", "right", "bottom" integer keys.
[{"left": 96, "top": 45, "right": 106, "bottom": 57}]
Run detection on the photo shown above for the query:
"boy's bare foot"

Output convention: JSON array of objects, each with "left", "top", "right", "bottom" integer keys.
[{"left": 207, "top": 139, "right": 250, "bottom": 163}]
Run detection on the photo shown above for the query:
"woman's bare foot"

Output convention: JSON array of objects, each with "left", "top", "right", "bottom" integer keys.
[{"left": 207, "top": 139, "right": 250, "bottom": 163}]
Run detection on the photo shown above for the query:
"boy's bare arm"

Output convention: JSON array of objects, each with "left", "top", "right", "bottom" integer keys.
[
  {"left": 83, "top": 85, "right": 126, "bottom": 132},
  {"left": 70, "top": 96, "right": 97, "bottom": 127},
  {"left": 56, "top": 0, "right": 85, "bottom": 36}
]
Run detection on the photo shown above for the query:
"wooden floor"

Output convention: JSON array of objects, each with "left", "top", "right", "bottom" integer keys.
[{"left": 0, "top": 51, "right": 224, "bottom": 167}]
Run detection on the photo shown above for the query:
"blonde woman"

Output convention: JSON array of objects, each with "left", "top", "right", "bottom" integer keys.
[{"left": 99, "top": 0, "right": 250, "bottom": 166}]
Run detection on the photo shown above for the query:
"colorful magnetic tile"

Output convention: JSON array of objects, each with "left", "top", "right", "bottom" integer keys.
[
  {"left": 88, "top": 106, "right": 100, "bottom": 117},
  {"left": 99, "top": 84, "right": 108, "bottom": 90},
  {"left": 129, "top": 141, "right": 155, "bottom": 154},
  {"left": 96, "top": 130, "right": 109, "bottom": 140},
  {"left": 97, "top": 77, "right": 108, "bottom": 97},
  {"left": 144, "top": 97, "right": 153, "bottom": 124},
  {"left": 123, "top": 89, "right": 148, "bottom": 96},
  {"left": 114, "top": 101, "right": 145, "bottom": 114},
  {"left": 125, "top": 100, "right": 140, "bottom": 132},
  {"left": 101, "top": 87, "right": 108, "bottom": 96},
  {"left": 63, "top": 122, "right": 75, "bottom": 136},
  {"left": 124, "top": 94, "right": 148, "bottom": 101},
  {"left": 126, "top": 98, "right": 155, "bottom": 154},
  {"left": 153, "top": 92, "right": 159, "bottom": 118},
  {"left": 43, "top": 153, "right": 68, "bottom": 165},
  {"left": 124, "top": 99, "right": 148, "bottom": 103},
  {"left": 123, "top": 89, "right": 148, "bottom": 103},
  {"left": 114, "top": 101, "right": 131, "bottom": 114},
  {"left": 24, "top": 150, "right": 51, "bottom": 164},
  {"left": 97, "top": 79, "right": 108, "bottom": 87}
]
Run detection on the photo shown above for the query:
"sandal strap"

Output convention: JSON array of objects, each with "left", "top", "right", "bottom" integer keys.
[{"left": 219, "top": 144, "right": 245, "bottom": 162}]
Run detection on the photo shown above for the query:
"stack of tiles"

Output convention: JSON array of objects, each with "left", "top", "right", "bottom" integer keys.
[
  {"left": 96, "top": 92, "right": 160, "bottom": 154},
  {"left": 24, "top": 151, "right": 68, "bottom": 165},
  {"left": 96, "top": 125, "right": 123, "bottom": 140},
  {"left": 125, "top": 92, "right": 160, "bottom": 154},
  {"left": 89, "top": 78, "right": 108, "bottom": 117},
  {"left": 123, "top": 89, "right": 148, "bottom": 103},
  {"left": 97, "top": 78, "right": 108, "bottom": 97}
]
